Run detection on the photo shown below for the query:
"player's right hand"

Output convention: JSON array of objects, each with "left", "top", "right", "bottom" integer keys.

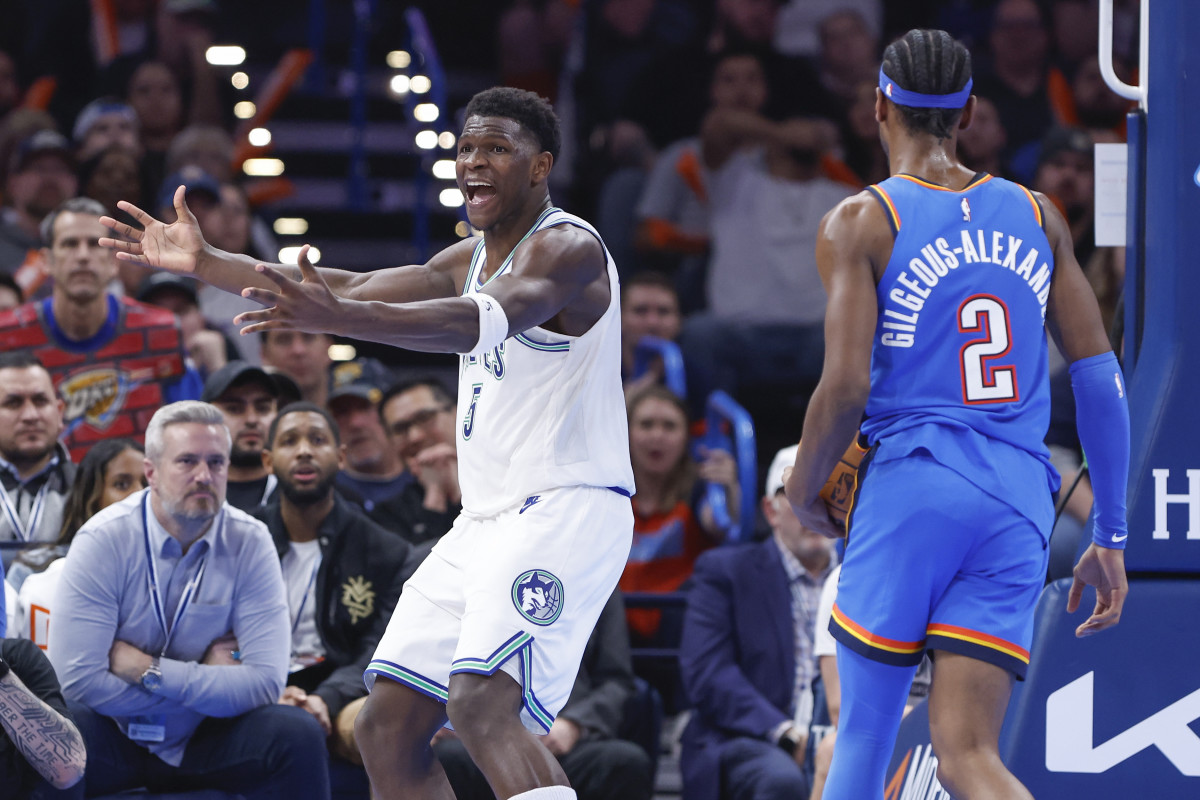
[
  {"left": 1067, "top": 543, "right": 1128, "bottom": 637},
  {"left": 99, "top": 185, "right": 208, "bottom": 276}
]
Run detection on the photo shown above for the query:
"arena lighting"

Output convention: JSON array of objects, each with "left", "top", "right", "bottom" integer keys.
[
  {"left": 206, "top": 46, "right": 246, "bottom": 66},
  {"left": 389, "top": 75, "right": 411, "bottom": 96},
  {"left": 243, "top": 158, "right": 285, "bottom": 176},
  {"left": 273, "top": 218, "right": 309, "bottom": 236},
  {"left": 386, "top": 50, "right": 412, "bottom": 69},
  {"left": 328, "top": 344, "right": 357, "bottom": 361},
  {"left": 439, "top": 188, "right": 464, "bottom": 208},
  {"left": 234, "top": 101, "right": 257, "bottom": 119},
  {"left": 414, "top": 103, "right": 439, "bottom": 122},
  {"left": 414, "top": 130, "right": 438, "bottom": 150},
  {"left": 248, "top": 127, "right": 272, "bottom": 147},
  {"left": 455, "top": 221, "right": 472, "bottom": 238},
  {"left": 432, "top": 159, "right": 456, "bottom": 180},
  {"left": 438, "top": 132, "right": 456, "bottom": 149},
  {"left": 231, "top": 72, "right": 249, "bottom": 90},
  {"left": 409, "top": 75, "right": 432, "bottom": 94},
  {"left": 279, "top": 246, "right": 322, "bottom": 264}
]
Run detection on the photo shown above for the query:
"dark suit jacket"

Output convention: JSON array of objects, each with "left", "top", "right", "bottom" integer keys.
[{"left": 679, "top": 539, "right": 795, "bottom": 800}]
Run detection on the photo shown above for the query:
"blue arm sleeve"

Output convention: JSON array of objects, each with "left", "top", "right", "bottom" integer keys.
[{"left": 1069, "top": 352, "right": 1130, "bottom": 549}]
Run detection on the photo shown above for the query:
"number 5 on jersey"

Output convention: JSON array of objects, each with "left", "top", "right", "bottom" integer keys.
[
  {"left": 958, "top": 294, "right": 1019, "bottom": 404},
  {"left": 463, "top": 383, "right": 482, "bottom": 440}
]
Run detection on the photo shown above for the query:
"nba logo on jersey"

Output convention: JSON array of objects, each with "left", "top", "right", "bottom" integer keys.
[
  {"left": 512, "top": 569, "right": 565, "bottom": 626},
  {"left": 961, "top": 197, "right": 972, "bottom": 221}
]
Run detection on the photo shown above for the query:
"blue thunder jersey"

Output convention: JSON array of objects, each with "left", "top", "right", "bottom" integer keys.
[
  {"left": 860, "top": 173, "right": 1060, "bottom": 533},
  {"left": 456, "top": 208, "right": 636, "bottom": 517}
]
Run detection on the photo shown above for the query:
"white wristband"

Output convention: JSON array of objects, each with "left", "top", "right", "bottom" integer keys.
[{"left": 463, "top": 292, "right": 510, "bottom": 357}]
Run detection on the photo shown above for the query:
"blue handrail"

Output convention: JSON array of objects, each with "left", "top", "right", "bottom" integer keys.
[
  {"left": 703, "top": 390, "right": 758, "bottom": 543},
  {"left": 404, "top": 8, "right": 449, "bottom": 263},
  {"left": 632, "top": 336, "right": 687, "bottom": 399},
  {"left": 346, "top": 0, "right": 377, "bottom": 212}
]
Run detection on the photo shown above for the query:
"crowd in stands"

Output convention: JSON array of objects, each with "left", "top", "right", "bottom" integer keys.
[{"left": 0, "top": 0, "right": 1133, "bottom": 797}]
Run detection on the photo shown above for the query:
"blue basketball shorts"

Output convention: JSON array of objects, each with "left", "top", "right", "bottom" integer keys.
[{"left": 829, "top": 452, "right": 1049, "bottom": 678}]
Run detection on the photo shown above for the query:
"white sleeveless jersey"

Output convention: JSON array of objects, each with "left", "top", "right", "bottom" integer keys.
[{"left": 456, "top": 208, "right": 635, "bottom": 517}]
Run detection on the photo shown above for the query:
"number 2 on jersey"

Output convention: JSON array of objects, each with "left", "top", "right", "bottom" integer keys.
[{"left": 958, "top": 294, "right": 1018, "bottom": 404}]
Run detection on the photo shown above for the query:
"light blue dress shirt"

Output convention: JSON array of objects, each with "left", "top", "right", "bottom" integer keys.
[{"left": 48, "top": 489, "right": 289, "bottom": 766}]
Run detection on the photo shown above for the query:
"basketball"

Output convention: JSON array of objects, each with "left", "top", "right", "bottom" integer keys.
[{"left": 819, "top": 434, "right": 869, "bottom": 527}]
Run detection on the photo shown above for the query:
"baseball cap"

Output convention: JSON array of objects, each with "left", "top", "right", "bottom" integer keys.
[
  {"left": 10, "top": 129, "right": 74, "bottom": 174},
  {"left": 202, "top": 360, "right": 283, "bottom": 402},
  {"left": 136, "top": 272, "right": 199, "bottom": 306},
  {"left": 328, "top": 358, "right": 394, "bottom": 407},
  {"left": 72, "top": 98, "right": 138, "bottom": 144},
  {"left": 765, "top": 444, "right": 799, "bottom": 497},
  {"left": 1038, "top": 127, "right": 1093, "bottom": 168},
  {"left": 158, "top": 166, "right": 220, "bottom": 211}
]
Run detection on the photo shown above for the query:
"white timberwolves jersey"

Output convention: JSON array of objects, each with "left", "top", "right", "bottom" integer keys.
[{"left": 456, "top": 208, "right": 635, "bottom": 517}]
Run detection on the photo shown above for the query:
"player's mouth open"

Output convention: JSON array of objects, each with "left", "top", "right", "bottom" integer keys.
[{"left": 465, "top": 181, "right": 497, "bottom": 206}]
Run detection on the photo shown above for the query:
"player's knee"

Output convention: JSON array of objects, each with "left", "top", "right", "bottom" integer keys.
[{"left": 446, "top": 672, "right": 518, "bottom": 739}]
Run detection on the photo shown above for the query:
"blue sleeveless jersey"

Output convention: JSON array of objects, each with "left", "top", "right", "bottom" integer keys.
[{"left": 860, "top": 173, "right": 1060, "bottom": 532}]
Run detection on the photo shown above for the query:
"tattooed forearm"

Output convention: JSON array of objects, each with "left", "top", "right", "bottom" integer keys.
[{"left": 0, "top": 672, "right": 86, "bottom": 789}]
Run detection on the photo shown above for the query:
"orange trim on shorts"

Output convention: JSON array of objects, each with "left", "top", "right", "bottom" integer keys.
[
  {"left": 926, "top": 623, "right": 1030, "bottom": 663},
  {"left": 831, "top": 604, "right": 925, "bottom": 655}
]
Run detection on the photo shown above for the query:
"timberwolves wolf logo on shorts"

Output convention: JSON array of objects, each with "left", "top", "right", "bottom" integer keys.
[{"left": 512, "top": 569, "right": 565, "bottom": 626}]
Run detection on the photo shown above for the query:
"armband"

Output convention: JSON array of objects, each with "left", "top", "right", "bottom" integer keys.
[
  {"left": 463, "top": 292, "right": 510, "bottom": 357},
  {"left": 1070, "top": 352, "right": 1130, "bottom": 549}
]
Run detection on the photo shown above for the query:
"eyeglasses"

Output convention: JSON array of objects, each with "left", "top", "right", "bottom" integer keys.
[{"left": 387, "top": 406, "right": 449, "bottom": 438}]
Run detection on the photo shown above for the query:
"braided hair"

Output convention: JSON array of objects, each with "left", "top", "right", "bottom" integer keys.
[{"left": 881, "top": 30, "right": 973, "bottom": 141}]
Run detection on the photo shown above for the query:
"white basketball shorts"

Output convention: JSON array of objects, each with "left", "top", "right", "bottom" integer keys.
[{"left": 364, "top": 485, "right": 633, "bottom": 732}]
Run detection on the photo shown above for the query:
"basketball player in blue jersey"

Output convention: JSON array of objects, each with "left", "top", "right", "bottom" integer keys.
[
  {"left": 98, "top": 88, "right": 635, "bottom": 800},
  {"left": 782, "top": 30, "right": 1129, "bottom": 800}
]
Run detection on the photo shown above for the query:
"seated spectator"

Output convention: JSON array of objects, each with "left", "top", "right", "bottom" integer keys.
[
  {"left": 72, "top": 98, "right": 142, "bottom": 162},
  {"left": 372, "top": 379, "right": 461, "bottom": 545},
  {"left": 261, "top": 330, "right": 334, "bottom": 407},
  {"left": 634, "top": 49, "right": 770, "bottom": 304},
  {"left": 12, "top": 439, "right": 145, "bottom": 651},
  {"left": 48, "top": 400, "right": 330, "bottom": 798},
  {"left": 679, "top": 444, "right": 836, "bottom": 800},
  {"left": 0, "top": 131, "right": 78, "bottom": 299},
  {"left": 326, "top": 363, "right": 411, "bottom": 512},
  {"left": 138, "top": 272, "right": 237, "bottom": 377},
  {"left": 202, "top": 362, "right": 282, "bottom": 512},
  {"left": 125, "top": 61, "right": 185, "bottom": 207},
  {"left": 680, "top": 101, "right": 852, "bottom": 414},
  {"left": 0, "top": 353, "right": 72, "bottom": 568},
  {"left": 0, "top": 634, "right": 88, "bottom": 795},
  {"left": 78, "top": 145, "right": 143, "bottom": 232},
  {"left": 164, "top": 125, "right": 235, "bottom": 186},
  {"left": 0, "top": 273, "right": 23, "bottom": 311},
  {"left": 621, "top": 271, "right": 683, "bottom": 398},
  {"left": 254, "top": 402, "right": 415, "bottom": 765},
  {"left": 434, "top": 590, "right": 654, "bottom": 800},
  {"left": 621, "top": 385, "right": 737, "bottom": 643},
  {"left": 0, "top": 197, "right": 202, "bottom": 461},
  {"left": 957, "top": 96, "right": 1009, "bottom": 179}
]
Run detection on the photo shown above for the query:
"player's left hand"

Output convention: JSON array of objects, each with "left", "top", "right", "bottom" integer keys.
[
  {"left": 782, "top": 466, "right": 844, "bottom": 539},
  {"left": 235, "top": 245, "right": 348, "bottom": 336},
  {"left": 542, "top": 717, "right": 582, "bottom": 756},
  {"left": 1067, "top": 543, "right": 1128, "bottom": 636}
]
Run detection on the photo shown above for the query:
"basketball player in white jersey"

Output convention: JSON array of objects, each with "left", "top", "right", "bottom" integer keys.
[{"left": 98, "top": 87, "right": 636, "bottom": 800}]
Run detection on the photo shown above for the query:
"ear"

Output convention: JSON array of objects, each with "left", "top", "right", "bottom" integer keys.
[
  {"left": 143, "top": 457, "right": 157, "bottom": 489},
  {"left": 337, "top": 443, "right": 347, "bottom": 471},
  {"left": 39, "top": 248, "right": 52, "bottom": 276},
  {"left": 530, "top": 151, "right": 554, "bottom": 186},
  {"left": 957, "top": 95, "right": 977, "bottom": 131},
  {"left": 874, "top": 87, "right": 887, "bottom": 124},
  {"left": 261, "top": 449, "right": 273, "bottom": 474},
  {"left": 761, "top": 493, "right": 779, "bottom": 527}
]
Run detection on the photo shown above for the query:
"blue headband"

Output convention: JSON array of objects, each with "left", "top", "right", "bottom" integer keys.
[{"left": 879, "top": 68, "right": 972, "bottom": 109}]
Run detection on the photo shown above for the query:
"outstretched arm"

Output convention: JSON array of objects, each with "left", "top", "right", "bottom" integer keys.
[
  {"left": 99, "top": 186, "right": 462, "bottom": 304},
  {"left": 784, "top": 193, "right": 888, "bottom": 538},
  {"left": 234, "top": 222, "right": 608, "bottom": 353}
]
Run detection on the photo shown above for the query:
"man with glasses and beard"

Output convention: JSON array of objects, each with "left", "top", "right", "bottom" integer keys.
[{"left": 255, "top": 402, "right": 416, "bottom": 765}]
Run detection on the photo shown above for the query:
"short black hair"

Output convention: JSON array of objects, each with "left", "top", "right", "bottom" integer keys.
[
  {"left": 266, "top": 401, "right": 341, "bottom": 448},
  {"left": 464, "top": 87, "right": 561, "bottom": 161},
  {"left": 881, "top": 29, "right": 973, "bottom": 141},
  {"left": 0, "top": 272, "right": 24, "bottom": 304},
  {"left": 0, "top": 350, "right": 48, "bottom": 372},
  {"left": 623, "top": 270, "right": 678, "bottom": 300},
  {"left": 378, "top": 378, "right": 454, "bottom": 425}
]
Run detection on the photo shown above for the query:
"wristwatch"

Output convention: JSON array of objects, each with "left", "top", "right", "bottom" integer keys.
[
  {"left": 777, "top": 725, "right": 803, "bottom": 757},
  {"left": 139, "top": 657, "right": 162, "bottom": 692}
]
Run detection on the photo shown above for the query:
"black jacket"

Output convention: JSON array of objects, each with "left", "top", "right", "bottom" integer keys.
[{"left": 255, "top": 494, "right": 418, "bottom": 719}]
